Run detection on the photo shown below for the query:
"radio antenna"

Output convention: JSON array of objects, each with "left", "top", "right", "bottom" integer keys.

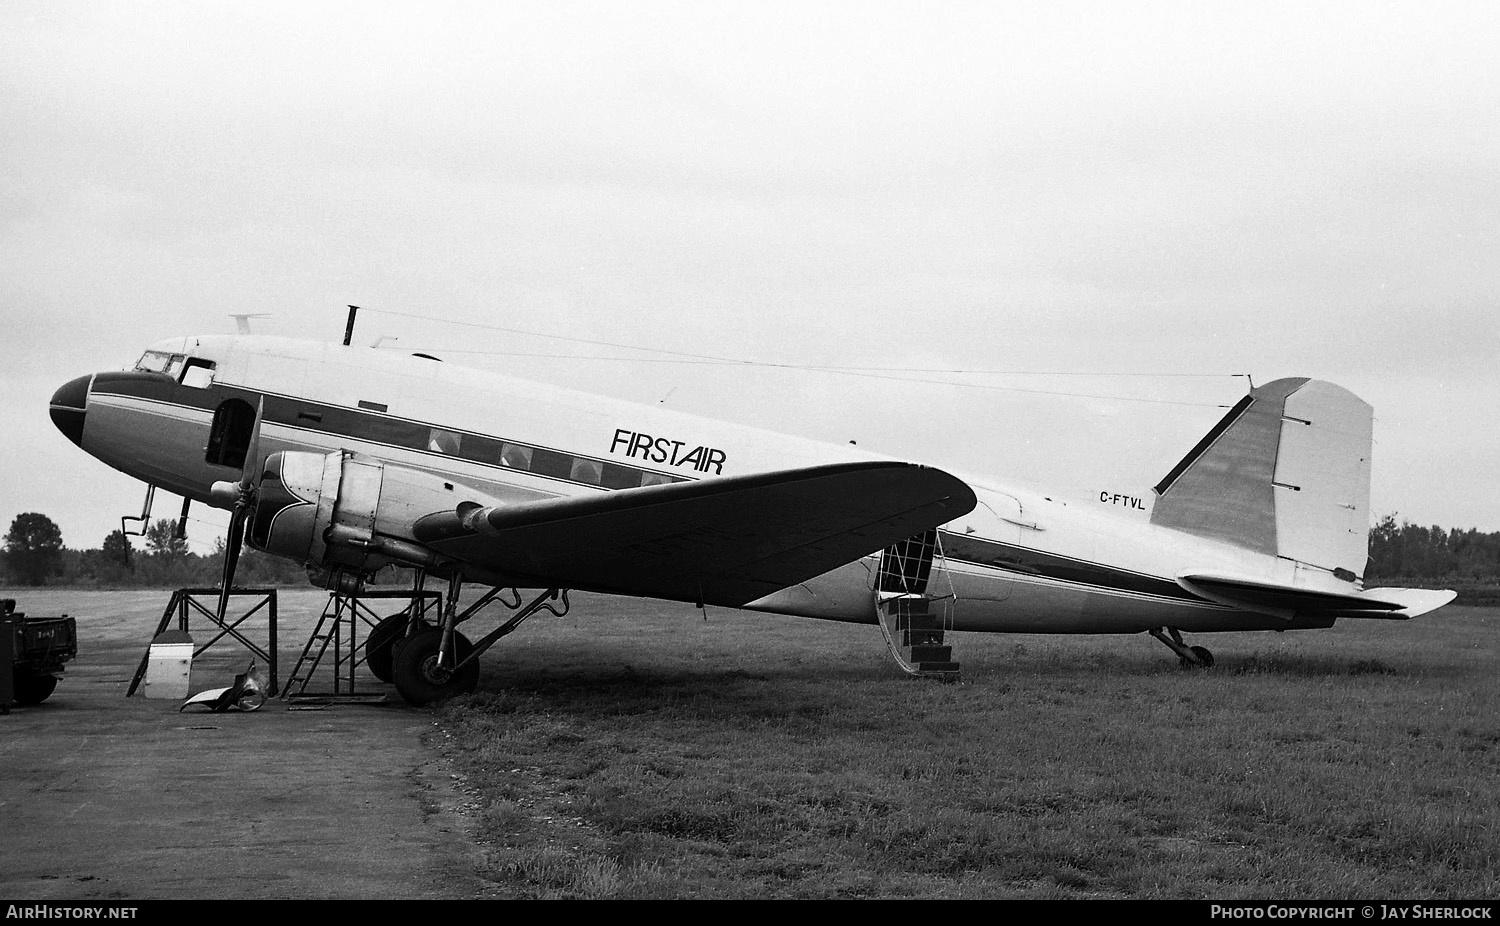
[{"left": 344, "top": 305, "right": 360, "bottom": 345}]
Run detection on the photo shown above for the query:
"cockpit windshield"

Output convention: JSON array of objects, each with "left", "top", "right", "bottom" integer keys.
[
  {"left": 134, "top": 350, "right": 179, "bottom": 375},
  {"left": 135, "top": 350, "right": 215, "bottom": 387}
]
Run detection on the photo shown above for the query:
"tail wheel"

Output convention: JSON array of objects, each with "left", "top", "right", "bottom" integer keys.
[
  {"left": 366, "top": 613, "right": 429, "bottom": 683},
  {"left": 390, "top": 628, "right": 479, "bottom": 706},
  {"left": 1178, "top": 645, "right": 1215, "bottom": 669}
]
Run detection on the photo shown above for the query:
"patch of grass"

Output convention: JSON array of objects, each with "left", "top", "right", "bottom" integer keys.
[{"left": 435, "top": 596, "right": 1500, "bottom": 898}]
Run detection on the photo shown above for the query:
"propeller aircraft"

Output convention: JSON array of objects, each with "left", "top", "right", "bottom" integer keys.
[{"left": 48, "top": 332, "right": 1455, "bottom": 704}]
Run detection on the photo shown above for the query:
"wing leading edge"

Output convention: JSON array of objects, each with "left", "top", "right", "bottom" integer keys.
[{"left": 414, "top": 461, "right": 978, "bottom": 607}]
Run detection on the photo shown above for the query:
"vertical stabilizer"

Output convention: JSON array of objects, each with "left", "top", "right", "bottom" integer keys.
[{"left": 1151, "top": 378, "right": 1373, "bottom": 579}]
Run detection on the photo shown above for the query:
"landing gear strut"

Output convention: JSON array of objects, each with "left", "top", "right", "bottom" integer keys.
[
  {"left": 389, "top": 571, "right": 478, "bottom": 705},
  {"left": 381, "top": 568, "right": 570, "bottom": 706},
  {"left": 1149, "top": 627, "right": 1214, "bottom": 669}
]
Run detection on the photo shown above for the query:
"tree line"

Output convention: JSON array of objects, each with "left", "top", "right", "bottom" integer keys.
[
  {"left": 1, "top": 512, "right": 306, "bottom": 588},
  {"left": 5, "top": 511, "right": 1500, "bottom": 600},
  {"left": 1365, "top": 515, "right": 1500, "bottom": 602}
]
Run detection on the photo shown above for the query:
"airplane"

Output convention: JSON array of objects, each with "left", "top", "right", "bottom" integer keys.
[{"left": 48, "top": 331, "right": 1457, "bottom": 705}]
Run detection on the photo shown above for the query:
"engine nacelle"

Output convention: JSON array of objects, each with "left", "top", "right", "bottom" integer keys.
[{"left": 247, "top": 450, "right": 500, "bottom": 583}]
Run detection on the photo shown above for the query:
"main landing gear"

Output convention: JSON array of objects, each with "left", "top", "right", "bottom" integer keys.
[
  {"left": 365, "top": 570, "right": 571, "bottom": 706},
  {"left": 365, "top": 609, "right": 425, "bottom": 684},
  {"left": 1149, "top": 627, "right": 1215, "bottom": 669},
  {"left": 390, "top": 627, "right": 478, "bottom": 706}
]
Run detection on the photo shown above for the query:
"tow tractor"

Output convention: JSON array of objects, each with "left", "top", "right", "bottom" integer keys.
[{"left": 1, "top": 598, "right": 78, "bottom": 711}]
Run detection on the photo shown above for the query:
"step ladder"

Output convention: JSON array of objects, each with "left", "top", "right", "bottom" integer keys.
[
  {"left": 283, "top": 589, "right": 437, "bottom": 700},
  {"left": 875, "top": 529, "right": 960, "bottom": 680}
]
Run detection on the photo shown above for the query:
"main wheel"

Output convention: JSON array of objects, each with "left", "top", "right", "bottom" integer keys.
[
  {"left": 390, "top": 629, "right": 479, "bottom": 706},
  {"left": 1189, "top": 645, "right": 1215, "bottom": 668},
  {"left": 12, "top": 674, "right": 58, "bottom": 705},
  {"left": 366, "top": 613, "right": 428, "bottom": 683}
]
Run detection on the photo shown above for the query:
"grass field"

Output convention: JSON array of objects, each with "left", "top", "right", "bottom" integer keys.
[{"left": 432, "top": 596, "right": 1500, "bottom": 899}]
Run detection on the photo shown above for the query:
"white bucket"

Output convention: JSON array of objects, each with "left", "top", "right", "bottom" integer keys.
[{"left": 143, "top": 632, "right": 193, "bottom": 700}]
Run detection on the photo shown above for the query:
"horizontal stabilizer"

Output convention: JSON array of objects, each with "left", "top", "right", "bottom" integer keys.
[
  {"left": 414, "top": 461, "right": 977, "bottom": 607},
  {"left": 1177, "top": 572, "right": 1454, "bottom": 621},
  {"left": 1356, "top": 587, "right": 1459, "bottom": 619}
]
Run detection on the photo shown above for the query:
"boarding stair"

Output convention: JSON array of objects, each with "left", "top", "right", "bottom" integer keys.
[{"left": 875, "top": 528, "right": 960, "bottom": 680}]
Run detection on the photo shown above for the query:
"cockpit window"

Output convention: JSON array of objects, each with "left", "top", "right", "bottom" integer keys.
[
  {"left": 180, "top": 358, "right": 216, "bottom": 389},
  {"left": 135, "top": 350, "right": 178, "bottom": 375},
  {"left": 137, "top": 351, "right": 216, "bottom": 387}
]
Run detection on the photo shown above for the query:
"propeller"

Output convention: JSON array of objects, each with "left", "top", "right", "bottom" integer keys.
[{"left": 209, "top": 398, "right": 265, "bottom": 624}]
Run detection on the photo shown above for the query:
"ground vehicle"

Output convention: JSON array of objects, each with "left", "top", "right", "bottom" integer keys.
[{"left": 1, "top": 599, "right": 78, "bottom": 709}]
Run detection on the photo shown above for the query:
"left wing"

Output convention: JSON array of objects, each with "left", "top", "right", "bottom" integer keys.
[{"left": 413, "top": 461, "right": 977, "bottom": 607}]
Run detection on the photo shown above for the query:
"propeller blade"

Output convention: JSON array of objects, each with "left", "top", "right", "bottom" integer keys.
[
  {"left": 218, "top": 398, "right": 263, "bottom": 623},
  {"left": 217, "top": 506, "right": 246, "bottom": 623},
  {"left": 239, "top": 397, "right": 266, "bottom": 493}
]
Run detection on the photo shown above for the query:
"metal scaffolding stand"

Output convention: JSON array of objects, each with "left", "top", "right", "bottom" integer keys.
[
  {"left": 283, "top": 588, "right": 441, "bottom": 705},
  {"left": 127, "top": 588, "right": 279, "bottom": 697}
]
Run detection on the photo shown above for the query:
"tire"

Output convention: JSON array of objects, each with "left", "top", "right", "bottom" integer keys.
[
  {"left": 366, "top": 613, "right": 427, "bottom": 683},
  {"left": 390, "top": 629, "right": 479, "bottom": 706},
  {"left": 12, "top": 674, "right": 58, "bottom": 706},
  {"left": 1189, "top": 645, "right": 1215, "bottom": 669}
]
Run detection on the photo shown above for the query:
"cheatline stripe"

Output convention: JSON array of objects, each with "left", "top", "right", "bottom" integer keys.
[
  {"left": 939, "top": 531, "right": 1203, "bottom": 604},
  {"left": 89, "top": 372, "right": 690, "bottom": 491}
]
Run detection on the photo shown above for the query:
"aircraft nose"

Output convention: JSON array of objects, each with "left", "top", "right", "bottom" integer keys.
[{"left": 49, "top": 374, "right": 91, "bottom": 447}]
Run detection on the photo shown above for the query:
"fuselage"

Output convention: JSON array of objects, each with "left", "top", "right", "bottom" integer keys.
[{"left": 50, "top": 335, "right": 1330, "bottom": 635}]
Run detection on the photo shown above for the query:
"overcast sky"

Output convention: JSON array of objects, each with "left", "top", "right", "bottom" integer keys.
[{"left": 3, "top": 0, "right": 1497, "bottom": 556}]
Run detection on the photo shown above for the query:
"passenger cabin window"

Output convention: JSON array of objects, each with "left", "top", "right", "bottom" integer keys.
[
  {"left": 499, "top": 443, "right": 532, "bottom": 469},
  {"left": 427, "top": 429, "right": 461, "bottom": 455},
  {"left": 601, "top": 463, "right": 642, "bottom": 490},
  {"left": 206, "top": 399, "right": 256, "bottom": 468},
  {"left": 179, "top": 358, "right": 216, "bottom": 388},
  {"left": 529, "top": 448, "right": 573, "bottom": 480},
  {"left": 569, "top": 458, "right": 604, "bottom": 485}
]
